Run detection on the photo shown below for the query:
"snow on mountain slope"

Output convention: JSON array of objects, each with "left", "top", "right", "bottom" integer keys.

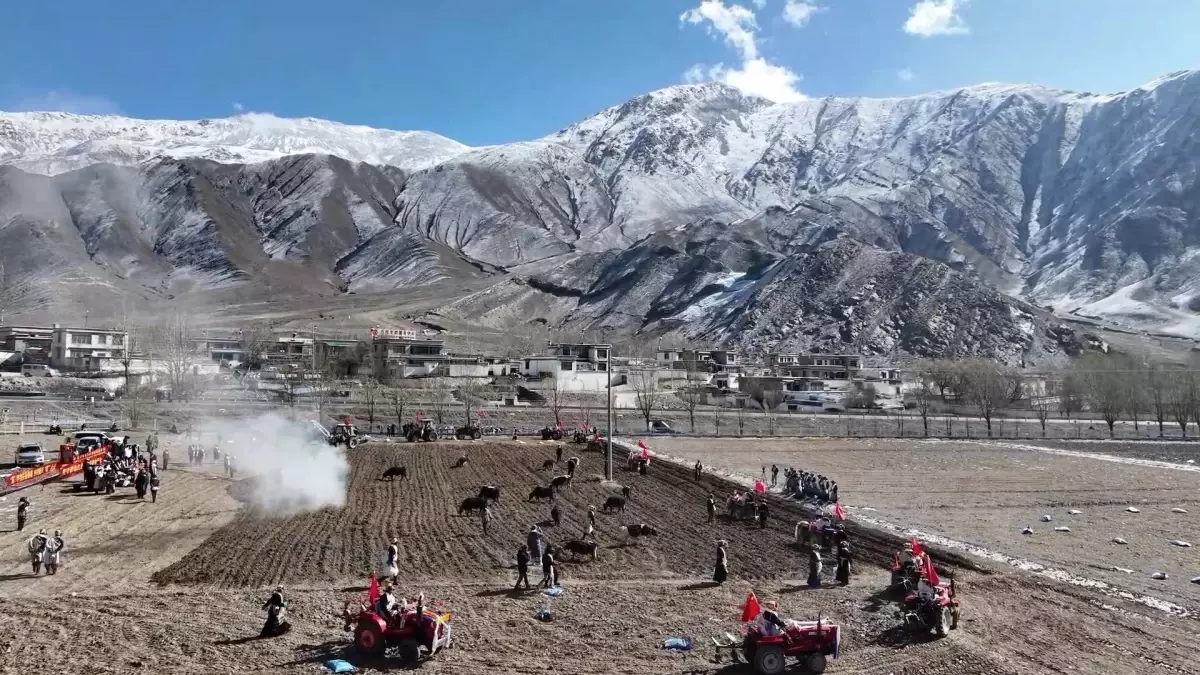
[{"left": 0, "top": 111, "right": 470, "bottom": 175}]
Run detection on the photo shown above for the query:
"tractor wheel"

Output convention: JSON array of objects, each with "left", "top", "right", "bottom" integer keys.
[
  {"left": 472, "top": 430, "right": 481, "bottom": 440},
  {"left": 740, "top": 636, "right": 757, "bottom": 665},
  {"left": 354, "top": 624, "right": 384, "bottom": 657},
  {"left": 455, "top": 433, "right": 464, "bottom": 440},
  {"left": 398, "top": 639, "right": 421, "bottom": 665},
  {"left": 950, "top": 606, "right": 960, "bottom": 630},
  {"left": 935, "top": 607, "right": 951, "bottom": 636},
  {"left": 753, "top": 644, "right": 786, "bottom": 675},
  {"left": 407, "top": 432, "right": 417, "bottom": 443},
  {"left": 804, "top": 652, "right": 827, "bottom": 674},
  {"left": 428, "top": 431, "right": 438, "bottom": 441}
]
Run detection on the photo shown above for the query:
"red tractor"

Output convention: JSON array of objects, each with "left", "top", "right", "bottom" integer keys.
[
  {"left": 900, "top": 578, "right": 961, "bottom": 637},
  {"left": 342, "top": 597, "right": 454, "bottom": 664},
  {"left": 740, "top": 618, "right": 840, "bottom": 674}
]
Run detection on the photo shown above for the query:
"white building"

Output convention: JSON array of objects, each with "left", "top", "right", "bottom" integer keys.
[
  {"left": 50, "top": 325, "right": 129, "bottom": 371},
  {"left": 520, "top": 343, "right": 613, "bottom": 392}
]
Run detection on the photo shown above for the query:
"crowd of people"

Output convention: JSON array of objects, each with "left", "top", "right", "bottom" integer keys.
[{"left": 781, "top": 466, "right": 838, "bottom": 504}]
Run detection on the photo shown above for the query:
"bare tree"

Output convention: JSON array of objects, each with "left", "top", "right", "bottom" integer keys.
[
  {"left": 713, "top": 404, "right": 723, "bottom": 437},
  {"left": 362, "top": 377, "right": 381, "bottom": 428},
  {"left": 1079, "top": 354, "right": 1124, "bottom": 438},
  {"left": 1124, "top": 358, "right": 1147, "bottom": 433},
  {"left": 960, "top": 360, "right": 1009, "bottom": 437},
  {"left": 762, "top": 389, "right": 783, "bottom": 435},
  {"left": 630, "top": 370, "right": 661, "bottom": 431},
  {"left": 846, "top": 384, "right": 877, "bottom": 410},
  {"left": 929, "top": 359, "right": 961, "bottom": 402},
  {"left": 735, "top": 399, "right": 746, "bottom": 436},
  {"left": 1056, "top": 371, "right": 1085, "bottom": 419},
  {"left": 1167, "top": 369, "right": 1195, "bottom": 438},
  {"left": 386, "top": 385, "right": 412, "bottom": 429},
  {"left": 679, "top": 384, "right": 705, "bottom": 433},
  {"left": 458, "top": 378, "right": 487, "bottom": 427},
  {"left": 159, "top": 311, "right": 195, "bottom": 395},
  {"left": 239, "top": 321, "right": 277, "bottom": 371},
  {"left": 114, "top": 309, "right": 143, "bottom": 399},
  {"left": 1005, "top": 369, "right": 1025, "bottom": 404},
  {"left": 1145, "top": 360, "right": 1170, "bottom": 437},
  {"left": 912, "top": 370, "right": 938, "bottom": 437},
  {"left": 428, "top": 377, "right": 452, "bottom": 425},
  {"left": 1031, "top": 391, "right": 1051, "bottom": 436}
]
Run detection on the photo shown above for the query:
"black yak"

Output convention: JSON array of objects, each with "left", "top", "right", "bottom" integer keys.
[
  {"left": 528, "top": 486, "right": 555, "bottom": 502},
  {"left": 562, "top": 539, "right": 599, "bottom": 561},
  {"left": 550, "top": 474, "right": 573, "bottom": 491},
  {"left": 478, "top": 485, "right": 501, "bottom": 503},
  {"left": 381, "top": 466, "right": 408, "bottom": 481},
  {"left": 603, "top": 496, "right": 626, "bottom": 512},
  {"left": 622, "top": 523, "right": 658, "bottom": 543},
  {"left": 541, "top": 459, "right": 555, "bottom": 471},
  {"left": 458, "top": 496, "right": 487, "bottom": 515}
]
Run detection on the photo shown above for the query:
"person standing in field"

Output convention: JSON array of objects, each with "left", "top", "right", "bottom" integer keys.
[
  {"left": 514, "top": 544, "right": 531, "bottom": 590},
  {"left": 481, "top": 506, "right": 492, "bottom": 535},
  {"left": 706, "top": 494, "right": 716, "bottom": 523},
  {"left": 16, "top": 497, "right": 29, "bottom": 532},
  {"left": 150, "top": 474, "right": 160, "bottom": 503}
]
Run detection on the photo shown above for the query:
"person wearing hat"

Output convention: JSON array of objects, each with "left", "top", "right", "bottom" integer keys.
[
  {"left": 383, "top": 537, "right": 400, "bottom": 583},
  {"left": 712, "top": 540, "right": 729, "bottom": 584},
  {"left": 16, "top": 497, "right": 29, "bottom": 532},
  {"left": 262, "top": 584, "right": 288, "bottom": 635},
  {"left": 759, "top": 600, "right": 787, "bottom": 636},
  {"left": 28, "top": 529, "right": 48, "bottom": 574},
  {"left": 835, "top": 540, "right": 853, "bottom": 585},
  {"left": 706, "top": 493, "right": 716, "bottom": 523},
  {"left": 526, "top": 525, "right": 543, "bottom": 562},
  {"left": 514, "top": 544, "right": 531, "bottom": 590},
  {"left": 807, "top": 544, "right": 822, "bottom": 589}
]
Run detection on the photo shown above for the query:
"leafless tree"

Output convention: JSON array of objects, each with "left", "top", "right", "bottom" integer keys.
[
  {"left": 1145, "top": 360, "right": 1170, "bottom": 437},
  {"left": 428, "top": 377, "right": 452, "bottom": 425},
  {"left": 929, "top": 359, "right": 961, "bottom": 402},
  {"left": 1167, "top": 369, "right": 1195, "bottom": 438},
  {"left": 362, "top": 377, "right": 381, "bottom": 428},
  {"left": 960, "top": 359, "right": 1009, "bottom": 437},
  {"left": 238, "top": 321, "right": 277, "bottom": 371},
  {"left": 912, "top": 374, "right": 937, "bottom": 437},
  {"left": 1124, "top": 358, "right": 1147, "bottom": 433},
  {"left": 678, "top": 385, "right": 705, "bottom": 433},
  {"left": 1079, "top": 354, "right": 1124, "bottom": 437},
  {"left": 735, "top": 399, "right": 747, "bottom": 436},
  {"left": 713, "top": 404, "right": 723, "bottom": 437},
  {"left": 1005, "top": 369, "right": 1025, "bottom": 404},
  {"left": 385, "top": 385, "right": 412, "bottom": 429},
  {"left": 458, "top": 378, "right": 487, "bottom": 427},
  {"left": 1031, "top": 390, "right": 1051, "bottom": 436},
  {"left": 630, "top": 370, "right": 661, "bottom": 431},
  {"left": 158, "top": 311, "right": 195, "bottom": 395},
  {"left": 1054, "top": 370, "right": 1085, "bottom": 419},
  {"left": 762, "top": 389, "right": 783, "bottom": 435},
  {"left": 114, "top": 309, "right": 144, "bottom": 399}
]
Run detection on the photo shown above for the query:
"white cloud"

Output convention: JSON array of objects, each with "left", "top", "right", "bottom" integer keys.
[
  {"left": 782, "top": 0, "right": 822, "bottom": 28},
  {"left": 752, "top": 0, "right": 767, "bottom": 7},
  {"left": 8, "top": 90, "right": 121, "bottom": 115},
  {"left": 232, "top": 102, "right": 245, "bottom": 112},
  {"left": 680, "top": 0, "right": 805, "bottom": 103},
  {"left": 898, "top": 68, "right": 916, "bottom": 81},
  {"left": 904, "top": 0, "right": 969, "bottom": 37}
]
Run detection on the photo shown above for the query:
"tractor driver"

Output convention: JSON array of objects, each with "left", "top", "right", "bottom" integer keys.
[
  {"left": 377, "top": 582, "right": 400, "bottom": 622},
  {"left": 917, "top": 575, "right": 939, "bottom": 603},
  {"left": 758, "top": 600, "right": 788, "bottom": 636}
]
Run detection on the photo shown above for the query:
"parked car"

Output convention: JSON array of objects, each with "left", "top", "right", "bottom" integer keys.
[
  {"left": 15, "top": 443, "right": 46, "bottom": 466},
  {"left": 21, "top": 364, "right": 58, "bottom": 377}
]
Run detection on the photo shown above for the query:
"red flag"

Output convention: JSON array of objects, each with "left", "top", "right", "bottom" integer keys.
[
  {"left": 592, "top": 430, "right": 600, "bottom": 442},
  {"left": 557, "top": 419, "right": 564, "bottom": 430},
  {"left": 416, "top": 410, "right": 425, "bottom": 421},
  {"left": 368, "top": 572, "right": 380, "bottom": 604},
  {"left": 478, "top": 409, "right": 486, "bottom": 418},
  {"left": 637, "top": 439, "right": 648, "bottom": 450},
  {"left": 834, "top": 502, "right": 846, "bottom": 521},
  {"left": 740, "top": 591, "right": 761, "bottom": 622},
  {"left": 923, "top": 556, "right": 940, "bottom": 587},
  {"left": 344, "top": 416, "right": 352, "bottom": 425},
  {"left": 910, "top": 536, "right": 924, "bottom": 558},
  {"left": 753, "top": 479, "right": 767, "bottom": 493}
]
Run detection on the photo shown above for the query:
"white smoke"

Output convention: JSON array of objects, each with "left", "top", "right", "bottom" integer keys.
[{"left": 205, "top": 412, "right": 349, "bottom": 516}]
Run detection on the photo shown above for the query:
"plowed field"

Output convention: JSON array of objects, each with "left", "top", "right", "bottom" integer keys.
[{"left": 154, "top": 441, "right": 953, "bottom": 586}]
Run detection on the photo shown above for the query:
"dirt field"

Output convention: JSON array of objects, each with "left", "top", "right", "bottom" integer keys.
[
  {"left": 2, "top": 436, "right": 1200, "bottom": 674},
  {"left": 648, "top": 437, "right": 1200, "bottom": 610}
]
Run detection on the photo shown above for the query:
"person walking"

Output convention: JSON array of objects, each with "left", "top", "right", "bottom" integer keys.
[
  {"left": 757, "top": 500, "right": 769, "bottom": 530},
  {"left": 224, "top": 454, "right": 231, "bottom": 477},
  {"left": 555, "top": 445, "right": 563, "bottom": 463},
  {"left": 150, "top": 474, "right": 160, "bottom": 503},
  {"left": 694, "top": 461, "right": 703, "bottom": 481},
  {"left": 526, "top": 525, "right": 543, "bottom": 562},
  {"left": 16, "top": 497, "right": 29, "bottom": 532},
  {"left": 515, "top": 544, "right": 531, "bottom": 590},
  {"left": 713, "top": 540, "right": 729, "bottom": 584},
  {"left": 770, "top": 464, "right": 779, "bottom": 487},
  {"left": 481, "top": 506, "right": 492, "bottom": 535},
  {"left": 807, "top": 545, "right": 823, "bottom": 589},
  {"left": 706, "top": 494, "right": 716, "bottom": 523},
  {"left": 835, "top": 540, "right": 853, "bottom": 586},
  {"left": 161, "top": 447, "right": 169, "bottom": 471},
  {"left": 550, "top": 504, "right": 561, "bottom": 528}
]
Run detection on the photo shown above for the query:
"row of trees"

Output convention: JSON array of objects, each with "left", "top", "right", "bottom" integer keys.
[{"left": 909, "top": 354, "right": 1200, "bottom": 438}]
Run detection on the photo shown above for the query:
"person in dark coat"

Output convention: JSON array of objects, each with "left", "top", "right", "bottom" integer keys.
[
  {"left": 551, "top": 504, "right": 561, "bottom": 527},
  {"left": 757, "top": 501, "right": 769, "bottom": 529},
  {"left": 807, "top": 545, "right": 822, "bottom": 589},
  {"left": 706, "top": 494, "right": 716, "bottom": 523},
  {"left": 150, "top": 475, "right": 160, "bottom": 503},
  {"left": 16, "top": 497, "right": 29, "bottom": 532},
  {"left": 694, "top": 461, "right": 703, "bottom": 481},
  {"left": 135, "top": 469, "right": 149, "bottom": 500},
  {"left": 526, "top": 526, "right": 543, "bottom": 562},
  {"left": 514, "top": 544, "right": 531, "bottom": 590},
  {"left": 713, "top": 540, "right": 729, "bottom": 584},
  {"left": 770, "top": 464, "right": 779, "bottom": 487},
  {"left": 161, "top": 448, "right": 169, "bottom": 471},
  {"left": 555, "top": 445, "right": 563, "bottom": 463},
  {"left": 835, "top": 541, "right": 853, "bottom": 585}
]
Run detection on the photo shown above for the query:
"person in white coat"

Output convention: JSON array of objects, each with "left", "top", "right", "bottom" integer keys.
[
  {"left": 43, "top": 530, "right": 64, "bottom": 575},
  {"left": 383, "top": 537, "right": 399, "bottom": 583}
]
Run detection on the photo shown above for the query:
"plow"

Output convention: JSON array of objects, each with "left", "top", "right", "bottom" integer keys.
[{"left": 341, "top": 593, "right": 454, "bottom": 665}]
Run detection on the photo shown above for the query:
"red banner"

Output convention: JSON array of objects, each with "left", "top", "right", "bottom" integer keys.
[{"left": 4, "top": 447, "right": 108, "bottom": 489}]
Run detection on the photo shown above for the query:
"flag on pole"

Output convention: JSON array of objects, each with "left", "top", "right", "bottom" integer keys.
[
  {"left": 834, "top": 502, "right": 846, "bottom": 521},
  {"left": 923, "top": 555, "right": 940, "bottom": 587},
  {"left": 368, "top": 571, "right": 380, "bottom": 604},
  {"left": 910, "top": 536, "right": 924, "bottom": 558},
  {"left": 593, "top": 430, "right": 601, "bottom": 442},
  {"left": 753, "top": 479, "right": 767, "bottom": 493},
  {"left": 416, "top": 410, "right": 425, "bottom": 421},
  {"left": 344, "top": 416, "right": 352, "bottom": 425},
  {"left": 740, "top": 591, "right": 761, "bottom": 622},
  {"left": 637, "top": 439, "right": 648, "bottom": 450}
]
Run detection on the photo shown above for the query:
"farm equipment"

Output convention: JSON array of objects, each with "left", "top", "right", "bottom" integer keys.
[
  {"left": 572, "top": 429, "right": 587, "bottom": 444},
  {"left": 330, "top": 423, "right": 365, "bottom": 448},
  {"left": 718, "top": 617, "right": 840, "bottom": 674},
  {"left": 540, "top": 426, "right": 565, "bottom": 441},
  {"left": 900, "top": 578, "right": 960, "bottom": 637},
  {"left": 890, "top": 555, "right": 921, "bottom": 593},
  {"left": 404, "top": 421, "right": 439, "bottom": 442},
  {"left": 454, "top": 424, "right": 483, "bottom": 440},
  {"left": 342, "top": 596, "right": 454, "bottom": 665}
]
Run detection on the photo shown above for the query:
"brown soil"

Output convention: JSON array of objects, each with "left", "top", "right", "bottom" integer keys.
[{"left": 1, "top": 438, "right": 1199, "bottom": 674}]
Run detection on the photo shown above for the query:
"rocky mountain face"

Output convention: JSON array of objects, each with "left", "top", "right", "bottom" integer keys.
[{"left": 2, "top": 70, "right": 1198, "bottom": 361}]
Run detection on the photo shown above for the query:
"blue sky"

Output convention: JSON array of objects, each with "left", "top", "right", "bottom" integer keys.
[{"left": 3, "top": 0, "right": 1199, "bottom": 146}]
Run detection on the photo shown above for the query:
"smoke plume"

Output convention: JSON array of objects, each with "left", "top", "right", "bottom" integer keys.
[{"left": 205, "top": 412, "right": 349, "bottom": 515}]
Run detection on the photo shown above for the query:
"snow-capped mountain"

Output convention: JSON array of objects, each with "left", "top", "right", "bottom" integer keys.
[
  {"left": 2, "top": 69, "right": 1199, "bottom": 358},
  {"left": 0, "top": 111, "right": 470, "bottom": 174}
]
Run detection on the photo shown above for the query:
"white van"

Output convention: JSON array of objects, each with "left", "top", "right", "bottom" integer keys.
[
  {"left": 21, "top": 364, "right": 59, "bottom": 378},
  {"left": 80, "top": 385, "right": 116, "bottom": 401}
]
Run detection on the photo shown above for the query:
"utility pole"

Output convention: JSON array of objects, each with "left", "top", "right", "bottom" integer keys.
[
  {"left": 311, "top": 324, "right": 317, "bottom": 372},
  {"left": 606, "top": 345, "right": 613, "bottom": 481}
]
